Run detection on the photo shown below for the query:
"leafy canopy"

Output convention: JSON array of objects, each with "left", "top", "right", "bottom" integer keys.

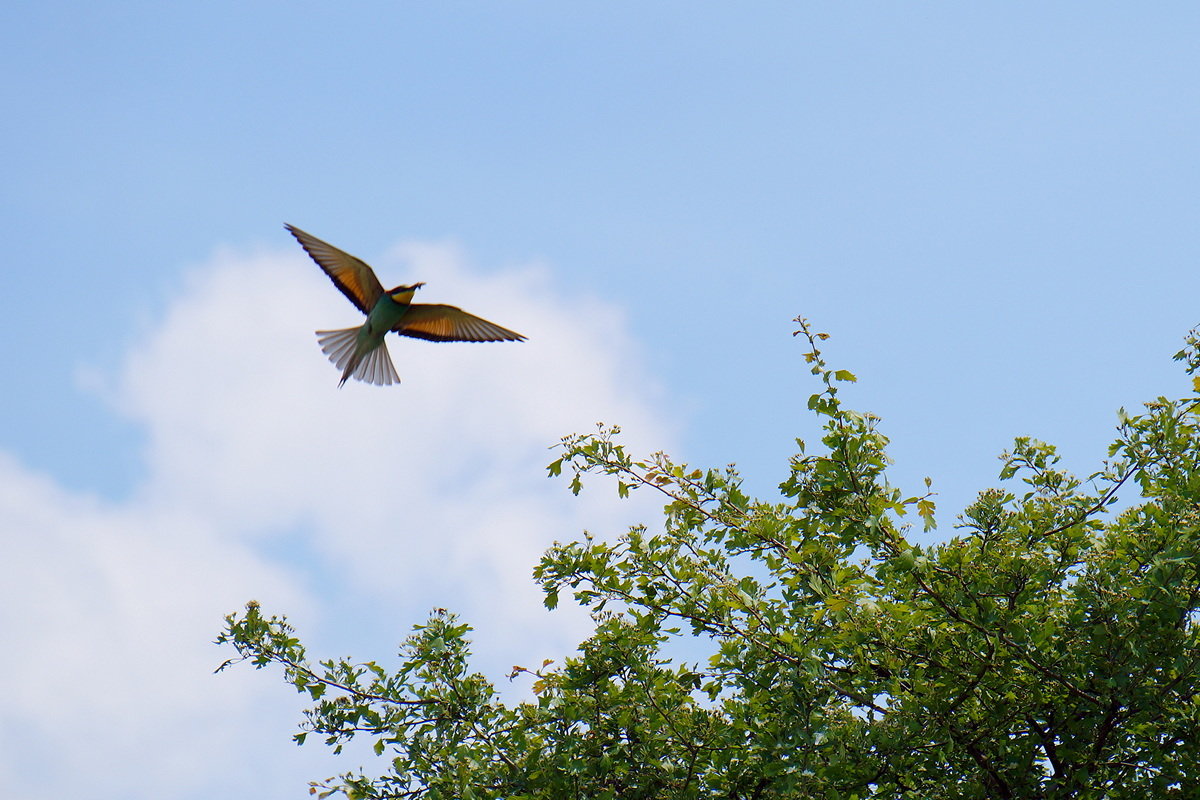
[{"left": 218, "top": 319, "right": 1200, "bottom": 799}]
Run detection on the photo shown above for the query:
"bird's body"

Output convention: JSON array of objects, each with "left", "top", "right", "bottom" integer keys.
[
  {"left": 316, "top": 289, "right": 418, "bottom": 386},
  {"left": 286, "top": 224, "right": 525, "bottom": 386}
]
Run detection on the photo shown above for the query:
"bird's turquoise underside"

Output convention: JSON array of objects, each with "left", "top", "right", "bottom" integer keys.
[
  {"left": 351, "top": 294, "right": 415, "bottom": 370},
  {"left": 364, "top": 293, "right": 413, "bottom": 337}
]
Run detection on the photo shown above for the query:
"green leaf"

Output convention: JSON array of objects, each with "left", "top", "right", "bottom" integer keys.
[{"left": 216, "top": 324, "right": 1200, "bottom": 800}]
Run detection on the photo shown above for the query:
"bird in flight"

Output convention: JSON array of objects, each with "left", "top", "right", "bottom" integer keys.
[{"left": 286, "top": 224, "right": 526, "bottom": 386}]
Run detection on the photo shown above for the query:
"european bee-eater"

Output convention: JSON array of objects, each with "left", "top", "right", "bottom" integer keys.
[{"left": 286, "top": 224, "right": 526, "bottom": 386}]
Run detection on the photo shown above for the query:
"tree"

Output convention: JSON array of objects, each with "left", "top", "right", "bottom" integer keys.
[{"left": 217, "top": 318, "right": 1200, "bottom": 799}]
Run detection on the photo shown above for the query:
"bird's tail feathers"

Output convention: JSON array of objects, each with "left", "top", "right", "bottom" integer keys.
[{"left": 315, "top": 328, "right": 401, "bottom": 387}]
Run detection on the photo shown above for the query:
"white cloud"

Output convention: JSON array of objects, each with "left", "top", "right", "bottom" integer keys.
[{"left": 0, "top": 240, "right": 674, "bottom": 799}]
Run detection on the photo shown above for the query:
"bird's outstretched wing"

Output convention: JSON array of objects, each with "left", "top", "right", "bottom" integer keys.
[
  {"left": 286, "top": 224, "right": 384, "bottom": 315},
  {"left": 395, "top": 304, "right": 527, "bottom": 342}
]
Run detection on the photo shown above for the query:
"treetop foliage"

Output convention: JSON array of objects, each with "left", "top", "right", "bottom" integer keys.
[{"left": 218, "top": 319, "right": 1200, "bottom": 799}]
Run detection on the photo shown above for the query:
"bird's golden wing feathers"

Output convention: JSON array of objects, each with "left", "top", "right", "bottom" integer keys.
[
  {"left": 286, "top": 224, "right": 384, "bottom": 315},
  {"left": 395, "top": 304, "right": 527, "bottom": 343}
]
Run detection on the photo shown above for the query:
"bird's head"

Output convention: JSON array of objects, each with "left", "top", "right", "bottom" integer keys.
[{"left": 387, "top": 282, "right": 425, "bottom": 302}]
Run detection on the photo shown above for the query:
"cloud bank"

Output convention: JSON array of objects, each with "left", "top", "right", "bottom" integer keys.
[{"left": 0, "top": 240, "right": 674, "bottom": 799}]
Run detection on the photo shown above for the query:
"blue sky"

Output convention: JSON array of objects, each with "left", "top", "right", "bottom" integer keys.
[{"left": 3, "top": 3, "right": 1199, "bottom": 797}]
